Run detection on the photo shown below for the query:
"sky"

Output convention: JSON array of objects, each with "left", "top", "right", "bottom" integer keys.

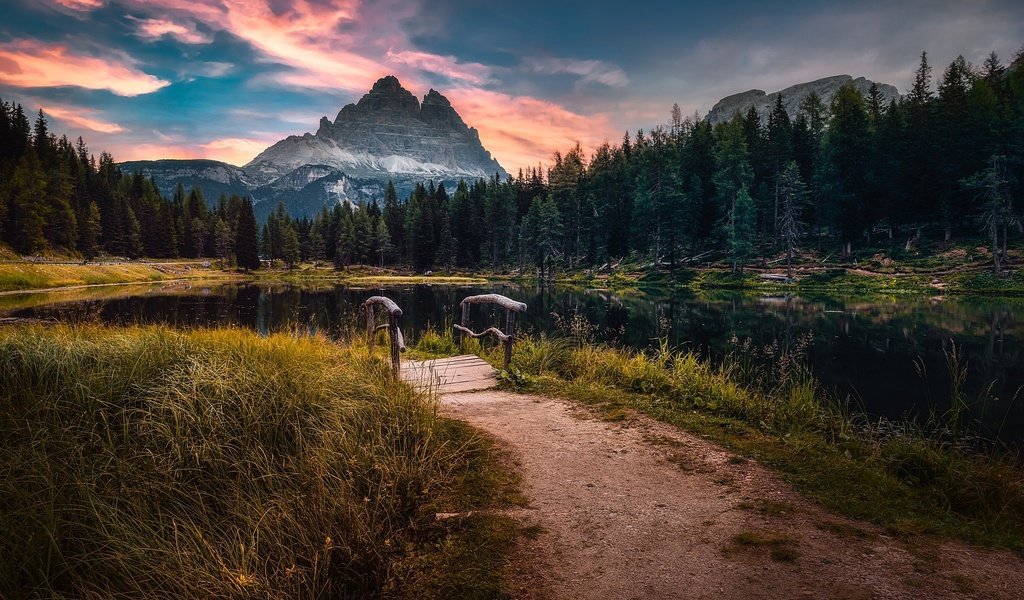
[{"left": 0, "top": 0, "right": 1021, "bottom": 172}]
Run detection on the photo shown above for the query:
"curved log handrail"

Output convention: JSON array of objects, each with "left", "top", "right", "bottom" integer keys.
[
  {"left": 453, "top": 324, "right": 511, "bottom": 343},
  {"left": 454, "top": 293, "right": 526, "bottom": 369},
  {"left": 459, "top": 293, "right": 527, "bottom": 313},
  {"left": 365, "top": 296, "right": 403, "bottom": 317},
  {"left": 365, "top": 295, "right": 406, "bottom": 377}
]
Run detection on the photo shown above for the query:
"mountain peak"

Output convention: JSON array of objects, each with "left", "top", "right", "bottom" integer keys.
[
  {"left": 246, "top": 76, "right": 506, "bottom": 187},
  {"left": 423, "top": 89, "right": 451, "bottom": 106},
  {"left": 371, "top": 74, "right": 405, "bottom": 93}
]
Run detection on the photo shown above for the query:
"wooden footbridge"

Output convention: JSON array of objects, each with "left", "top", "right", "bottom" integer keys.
[
  {"left": 364, "top": 293, "right": 525, "bottom": 394},
  {"left": 400, "top": 355, "right": 498, "bottom": 393}
]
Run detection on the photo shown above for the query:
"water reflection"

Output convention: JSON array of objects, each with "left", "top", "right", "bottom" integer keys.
[{"left": 6, "top": 282, "right": 1023, "bottom": 443}]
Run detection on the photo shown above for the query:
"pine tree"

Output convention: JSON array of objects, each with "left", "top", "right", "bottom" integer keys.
[
  {"left": 372, "top": 215, "right": 393, "bottom": 267},
  {"left": 767, "top": 93, "right": 793, "bottom": 242},
  {"left": 336, "top": 211, "right": 356, "bottom": 267},
  {"left": 729, "top": 186, "right": 756, "bottom": 273},
  {"left": 824, "top": 84, "right": 870, "bottom": 254},
  {"left": 213, "top": 216, "right": 232, "bottom": 263},
  {"left": 713, "top": 115, "right": 754, "bottom": 260},
  {"left": 281, "top": 226, "right": 300, "bottom": 268},
  {"left": 777, "top": 161, "right": 808, "bottom": 278},
  {"left": 6, "top": 153, "right": 47, "bottom": 254},
  {"left": 962, "top": 155, "right": 1015, "bottom": 274},
  {"left": 80, "top": 200, "right": 101, "bottom": 260},
  {"left": 235, "top": 198, "right": 260, "bottom": 271}
]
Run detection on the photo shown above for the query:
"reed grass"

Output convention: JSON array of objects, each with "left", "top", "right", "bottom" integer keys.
[
  {"left": 0, "top": 262, "right": 233, "bottom": 292},
  {"left": 0, "top": 324, "right": 519, "bottom": 598}
]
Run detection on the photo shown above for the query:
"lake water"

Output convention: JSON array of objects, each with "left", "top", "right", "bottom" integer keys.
[{"left": 4, "top": 281, "right": 1022, "bottom": 443}]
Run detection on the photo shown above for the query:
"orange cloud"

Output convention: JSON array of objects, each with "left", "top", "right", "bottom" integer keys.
[
  {"left": 114, "top": 143, "right": 201, "bottom": 162},
  {"left": 53, "top": 0, "right": 103, "bottom": 10},
  {"left": 129, "top": 0, "right": 382, "bottom": 92},
  {"left": 42, "top": 104, "right": 125, "bottom": 133},
  {"left": 34, "top": 1, "right": 623, "bottom": 175},
  {"left": 0, "top": 40, "right": 169, "bottom": 96},
  {"left": 445, "top": 88, "right": 619, "bottom": 173},
  {"left": 200, "top": 137, "right": 276, "bottom": 165},
  {"left": 113, "top": 135, "right": 276, "bottom": 166}
]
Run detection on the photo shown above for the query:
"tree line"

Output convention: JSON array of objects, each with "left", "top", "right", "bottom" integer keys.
[
  {"left": 266, "top": 49, "right": 1023, "bottom": 276},
  {"left": 0, "top": 101, "right": 260, "bottom": 269},
  {"left": 4, "top": 48, "right": 1023, "bottom": 276}
]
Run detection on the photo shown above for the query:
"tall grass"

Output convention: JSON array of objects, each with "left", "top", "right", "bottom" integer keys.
[
  {"left": 0, "top": 324, "right": 512, "bottom": 598},
  {"left": 0, "top": 262, "right": 231, "bottom": 292}
]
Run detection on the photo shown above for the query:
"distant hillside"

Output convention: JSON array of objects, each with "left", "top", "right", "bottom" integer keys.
[{"left": 706, "top": 75, "right": 900, "bottom": 125}]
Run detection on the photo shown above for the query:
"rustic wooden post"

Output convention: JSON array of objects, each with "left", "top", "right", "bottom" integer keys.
[
  {"left": 452, "top": 294, "right": 527, "bottom": 371},
  {"left": 364, "top": 296, "right": 406, "bottom": 378},
  {"left": 459, "top": 301, "right": 471, "bottom": 351}
]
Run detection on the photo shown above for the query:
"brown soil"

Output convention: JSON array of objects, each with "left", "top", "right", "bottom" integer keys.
[{"left": 440, "top": 391, "right": 1024, "bottom": 600}]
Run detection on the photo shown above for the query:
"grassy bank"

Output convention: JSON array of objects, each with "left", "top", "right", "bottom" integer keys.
[
  {"left": 419, "top": 328, "right": 1024, "bottom": 553},
  {"left": 0, "top": 324, "right": 522, "bottom": 598},
  {"left": 0, "top": 261, "right": 236, "bottom": 293},
  {"left": 252, "top": 263, "right": 490, "bottom": 286}
]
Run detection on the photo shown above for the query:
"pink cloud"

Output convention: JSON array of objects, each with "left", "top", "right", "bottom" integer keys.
[
  {"left": 385, "top": 48, "right": 492, "bottom": 85},
  {"left": 42, "top": 104, "right": 125, "bottom": 133},
  {"left": 0, "top": 40, "right": 169, "bottom": 96},
  {"left": 130, "top": 16, "right": 212, "bottom": 44},
  {"left": 128, "top": 0, "right": 382, "bottom": 92},
  {"left": 200, "top": 137, "right": 276, "bottom": 165},
  {"left": 52, "top": 0, "right": 104, "bottom": 10},
  {"left": 113, "top": 134, "right": 276, "bottom": 165},
  {"left": 444, "top": 88, "right": 619, "bottom": 173},
  {"left": 28, "top": 1, "right": 625, "bottom": 174}
]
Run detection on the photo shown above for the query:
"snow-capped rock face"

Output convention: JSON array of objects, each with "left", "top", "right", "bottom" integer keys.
[
  {"left": 705, "top": 75, "right": 900, "bottom": 125},
  {"left": 245, "top": 75, "right": 506, "bottom": 181}
]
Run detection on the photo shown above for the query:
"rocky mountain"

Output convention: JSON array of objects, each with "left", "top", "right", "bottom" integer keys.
[
  {"left": 248, "top": 76, "right": 505, "bottom": 182},
  {"left": 120, "top": 75, "right": 506, "bottom": 219},
  {"left": 705, "top": 75, "right": 900, "bottom": 125}
]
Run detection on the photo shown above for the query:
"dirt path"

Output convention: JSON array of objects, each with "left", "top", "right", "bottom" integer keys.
[{"left": 441, "top": 391, "right": 1024, "bottom": 600}]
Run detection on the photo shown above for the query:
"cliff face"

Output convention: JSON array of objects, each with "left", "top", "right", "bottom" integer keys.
[
  {"left": 706, "top": 75, "right": 901, "bottom": 125},
  {"left": 245, "top": 75, "right": 506, "bottom": 182}
]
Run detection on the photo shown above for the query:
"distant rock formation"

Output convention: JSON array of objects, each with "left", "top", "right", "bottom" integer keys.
[
  {"left": 122, "top": 75, "right": 506, "bottom": 219},
  {"left": 246, "top": 75, "right": 506, "bottom": 183},
  {"left": 705, "top": 75, "right": 900, "bottom": 125}
]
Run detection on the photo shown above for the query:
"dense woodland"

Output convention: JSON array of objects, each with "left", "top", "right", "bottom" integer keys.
[
  {"left": 2, "top": 50, "right": 1023, "bottom": 275},
  {"left": 0, "top": 102, "right": 261, "bottom": 269},
  {"left": 255, "top": 50, "right": 1024, "bottom": 276}
]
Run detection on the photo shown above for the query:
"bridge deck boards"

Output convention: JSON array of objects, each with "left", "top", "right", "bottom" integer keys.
[{"left": 400, "top": 355, "right": 498, "bottom": 393}]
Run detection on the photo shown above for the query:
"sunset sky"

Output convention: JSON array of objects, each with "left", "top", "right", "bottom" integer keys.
[{"left": 1, "top": 0, "right": 1021, "bottom": 172}]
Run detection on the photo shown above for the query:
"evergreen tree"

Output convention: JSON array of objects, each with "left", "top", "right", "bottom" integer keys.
[
  {"left": 80, "top": 200, "right": 101, "bottom": 260},
  {"left": 281, "top": 224, "right": 301, "bottom": 268},
  {"left": 729, "top": 187, "right": 756, "bottom": 273},
  {"left": 962, "top": 155, "right": 1016, "bottom": 273},
  {"left": 824, "top": 84, "right": 870, "bottom": 254},
  {"left": 235, "top": 198, "right": 260, "bottom": 271},
  {"left": 766, "top": 93, "right": 793, "bottom": 242},
  {"left": 6, "top": 153, "right": 47, "bottom": 254},
  {"left": 777, "top": 161, "right": 809, "bottom": 278}
]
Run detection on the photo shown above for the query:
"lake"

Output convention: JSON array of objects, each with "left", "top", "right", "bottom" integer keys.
[{"left": 4, "top": 281, "right": 1022, "bottom": 443}]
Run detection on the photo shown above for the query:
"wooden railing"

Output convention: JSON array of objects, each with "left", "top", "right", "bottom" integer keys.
[
  {"left": 364, "top": 296, "right": 406, "bottom": 377},
  {"left": 453, "top": 294, "right": 527, "bottom": 370}
]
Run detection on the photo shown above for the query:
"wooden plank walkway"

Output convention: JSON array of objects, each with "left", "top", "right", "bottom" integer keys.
[{"left": 400, "top": 355, "right": 498, "bottom": 394}]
